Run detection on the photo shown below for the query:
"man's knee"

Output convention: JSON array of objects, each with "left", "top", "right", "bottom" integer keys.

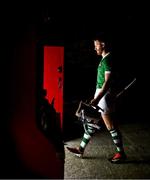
[
  {"left": 101, "top": 114, "right": 114, "bottom": 130},
  {"left": 86, "top": 125, "right": 96, "bottom": 136}
]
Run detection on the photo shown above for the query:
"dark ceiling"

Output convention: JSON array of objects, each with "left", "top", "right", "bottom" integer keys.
[{"left": 2, "top": 1, "right": 148, "bottom": 40}]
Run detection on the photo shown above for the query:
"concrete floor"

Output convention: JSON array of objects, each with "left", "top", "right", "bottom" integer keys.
[{"left": 64, "top": 121, "right": 150, "bottom": 179}]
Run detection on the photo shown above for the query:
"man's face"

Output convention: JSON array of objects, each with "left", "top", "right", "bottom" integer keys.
[{"left": 94, "top": 40, "right": 104, "bottom": 55}]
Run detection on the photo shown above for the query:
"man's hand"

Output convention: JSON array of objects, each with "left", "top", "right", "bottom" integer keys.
[{"left": 90, "top": 98, "right": 99, "bottom": 106}]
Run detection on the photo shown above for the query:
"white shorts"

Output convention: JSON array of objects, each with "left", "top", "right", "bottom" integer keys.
[{"left": 94, "top": 89, "right": 116, "bottom": 115}]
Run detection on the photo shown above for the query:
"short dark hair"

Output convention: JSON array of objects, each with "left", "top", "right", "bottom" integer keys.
[{"left": 93, "top": 32, "right": 113, "bottom": 51}]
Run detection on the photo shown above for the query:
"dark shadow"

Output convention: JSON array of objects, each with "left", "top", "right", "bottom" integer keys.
[
  {"left": 36, "top": 88, "right": 64, "bottom": 156},
  {"left": 121, "top": 158, "right": 150, "bottom": 165},
  {"left": 81, "top": 156, "right": 105, "bottom": 160},
  {"left": 63, "top": 101, "right": 85, "bottom": 142},
  {"left": 63, "top": 120, "right": 84, "bottom": 142},
  {"left": 81, "top": 156, "right": 150, "bottom": 165}
]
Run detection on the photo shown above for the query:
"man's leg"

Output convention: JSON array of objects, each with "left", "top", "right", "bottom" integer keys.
[
  {"left": 66, "top": 123, "right": 96, "bottom": 157},
  {"left": 101, "top": 114, "right": 127, "bottom": 163}
]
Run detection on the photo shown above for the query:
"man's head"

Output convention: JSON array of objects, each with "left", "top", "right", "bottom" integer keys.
[{"left": 93, "top": 32, "right": 112, "bottom": 55}]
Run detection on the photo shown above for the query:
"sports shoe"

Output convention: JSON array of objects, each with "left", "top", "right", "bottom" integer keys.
[
  {"left": 109, "top": 152, "right": 127, "bottom": 163},
  {"left": 66, "top": 147, "right": 84, "bottom": 158}
]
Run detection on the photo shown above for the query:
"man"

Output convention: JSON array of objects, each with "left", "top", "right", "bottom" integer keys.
[{"left": 66, "top": 33, "right": 127, "bottom": 163}]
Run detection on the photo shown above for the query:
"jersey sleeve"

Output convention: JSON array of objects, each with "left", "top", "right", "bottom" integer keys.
[{"left": 104, "top": 57, "right": 112, "bottom": 72}]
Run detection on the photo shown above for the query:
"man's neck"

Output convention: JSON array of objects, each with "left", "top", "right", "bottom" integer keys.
[{"left": 102, "top": 52, "right": 110, "bottom": 59}]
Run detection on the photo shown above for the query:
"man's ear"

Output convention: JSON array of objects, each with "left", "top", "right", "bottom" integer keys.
[{"left": 101, "top": 42, "right": 105, "bottom": 48}]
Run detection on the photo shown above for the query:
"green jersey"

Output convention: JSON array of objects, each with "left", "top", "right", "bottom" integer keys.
[{"left": 96, "top": 53, "right": 113, "bottom": 89}]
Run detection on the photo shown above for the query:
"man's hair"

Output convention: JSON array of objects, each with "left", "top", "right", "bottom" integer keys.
[{"left": 93, "top": 32, "right": 113, "bottom": 52}]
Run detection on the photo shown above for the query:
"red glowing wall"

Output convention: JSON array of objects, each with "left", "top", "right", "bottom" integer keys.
[{"left": 43, "top": 46, "right": 64, "bottom": 129}]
